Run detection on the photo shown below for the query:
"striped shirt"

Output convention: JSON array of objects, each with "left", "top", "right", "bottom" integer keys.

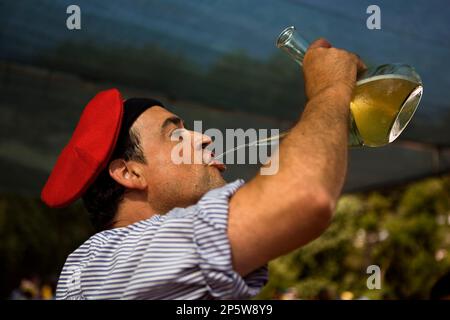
[{"left": 56, "top": 179, "right": 268, "bottom": 299}]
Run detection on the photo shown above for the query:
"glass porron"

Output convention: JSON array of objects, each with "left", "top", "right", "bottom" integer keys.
[
  {"left": 276, "top": 26, "right": 423, "bottom": 147},
  {"left": 356, "top": 64, "right": 423, "bottom": 146}
]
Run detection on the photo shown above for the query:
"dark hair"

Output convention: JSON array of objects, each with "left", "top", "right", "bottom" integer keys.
[{"left": 82, "top": 126, "right": 146, "bottom": 232}]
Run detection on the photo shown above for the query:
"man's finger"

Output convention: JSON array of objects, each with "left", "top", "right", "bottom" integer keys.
[
  {"left": 356, "top": 57, "right": 368, "bottom": 74},
  {"left": 308, "top": 38, "right": 332, "bottom": 50}
]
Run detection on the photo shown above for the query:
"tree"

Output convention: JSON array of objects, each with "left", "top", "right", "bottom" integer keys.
[{"left": 256, "top": 174, "right": 450, "bottom": 299}]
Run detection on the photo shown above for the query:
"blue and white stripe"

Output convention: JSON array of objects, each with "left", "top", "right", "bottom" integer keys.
[{"left": 56, "top": 180, "right": 268, "bottom": 300}]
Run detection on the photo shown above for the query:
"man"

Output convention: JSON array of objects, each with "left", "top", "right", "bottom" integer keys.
[{"left": 42, "top": 39, "right": 365, "bottom": 299}]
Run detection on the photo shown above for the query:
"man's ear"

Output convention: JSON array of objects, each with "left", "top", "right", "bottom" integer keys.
[{"left": 108, "top": 159, "right": 147, "bottom": 190}]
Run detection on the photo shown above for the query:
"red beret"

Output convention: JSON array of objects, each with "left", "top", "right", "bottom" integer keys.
[
  {"left": 41, "top": 90, "right": 165, "bottom": 208},
  {"left": 41, "top": 89, "right": 124, "bottom": 208}
]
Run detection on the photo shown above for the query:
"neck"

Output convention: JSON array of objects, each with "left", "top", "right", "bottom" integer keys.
[{"left": 110, "top": 191, "right": 159, "bottom": 229}]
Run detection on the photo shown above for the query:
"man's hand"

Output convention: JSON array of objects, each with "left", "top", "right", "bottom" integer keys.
[
  {"left": 228, "top": 38, "right": 366, "bottom": 277},
  {"left": 303, "top": 38, "right": 366, "bottom": 103}
]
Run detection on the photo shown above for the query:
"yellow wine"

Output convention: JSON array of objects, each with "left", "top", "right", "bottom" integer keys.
[{"left": 350, "top": 74, "right": 422, "bottom": 147}]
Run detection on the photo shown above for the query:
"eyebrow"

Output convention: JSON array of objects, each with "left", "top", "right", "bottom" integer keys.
[{"left": 161, "top": 116, "right": 184, "bottom": 133}]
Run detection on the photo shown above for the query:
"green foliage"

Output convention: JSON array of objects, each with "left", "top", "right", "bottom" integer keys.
[
  {"left": 256, "top": 174, "right": 450, "bottom": 299},
  {"left": 0, "top": 195, "right": 93, "bottom": 298}
]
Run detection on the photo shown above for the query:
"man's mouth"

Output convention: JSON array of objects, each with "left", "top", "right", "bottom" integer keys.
[
  {"left": 205, "top": 151, "right": 226, "bottom": 172},
  {"left": 208, "top": 159, "right": 226, "bottom": 172}
]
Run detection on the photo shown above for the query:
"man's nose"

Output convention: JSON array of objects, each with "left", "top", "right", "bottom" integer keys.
[{"left": 191, "top": 130, "right": 212, "bottom": 150}]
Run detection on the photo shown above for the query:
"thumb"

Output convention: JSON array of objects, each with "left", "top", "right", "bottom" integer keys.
[{"left": 308, "top": 38, "right": 332, "bottom": 50}]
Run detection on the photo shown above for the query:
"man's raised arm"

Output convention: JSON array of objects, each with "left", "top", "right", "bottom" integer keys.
[{"left": 228, "top": 39, "right": 366, "bottom": 276}]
